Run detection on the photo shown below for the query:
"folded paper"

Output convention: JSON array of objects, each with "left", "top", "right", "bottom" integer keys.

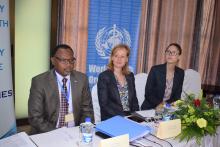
[
  {"left": 99, "top": 134, "right": 129, "bottom": 147},
  {"left": 156, "top": 119, "right": 181, "bottom": 139}
]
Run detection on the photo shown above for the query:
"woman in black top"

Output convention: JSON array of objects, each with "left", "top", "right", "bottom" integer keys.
[
  {"left": 98, "top": 44, "right": 139, "bottom": 121},
  {"left": 141, "top": 43, "right": 184, "bottom": 110}
]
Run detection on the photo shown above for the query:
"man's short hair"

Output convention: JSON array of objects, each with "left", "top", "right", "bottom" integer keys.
[{"left": 51, "top": 44, "right": 74, "bottom": 57}]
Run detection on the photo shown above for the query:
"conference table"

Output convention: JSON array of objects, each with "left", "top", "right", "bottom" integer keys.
[{"left": 30, "top": 121, "right": 220, "bottom": 147}]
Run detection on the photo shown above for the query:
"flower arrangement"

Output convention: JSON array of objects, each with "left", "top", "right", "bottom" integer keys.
[{"left": 173, "top": 92, "right": 220, "bottom": 144}]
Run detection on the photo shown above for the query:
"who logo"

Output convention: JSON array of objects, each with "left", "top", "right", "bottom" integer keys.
[{"left": 95, "top": 24, "right": 131, "bottom": 59}]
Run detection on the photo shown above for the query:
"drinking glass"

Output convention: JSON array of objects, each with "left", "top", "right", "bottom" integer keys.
[{"left": 213, "top": 95, "right": 220, "bottom": 109}]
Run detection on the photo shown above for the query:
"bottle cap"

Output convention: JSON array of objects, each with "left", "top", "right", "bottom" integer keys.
[
  {"left": 165, "top": 103, "right": 171, "bottom": 108},
  {"left": 85, "top": 117, "right": 91, "bottom": 122}
]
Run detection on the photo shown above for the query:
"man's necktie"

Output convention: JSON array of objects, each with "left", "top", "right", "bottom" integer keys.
[{"left": 58, "top": 78, "right": 68, "bottom": 127}]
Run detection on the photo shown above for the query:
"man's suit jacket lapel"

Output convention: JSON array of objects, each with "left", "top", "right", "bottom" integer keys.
[
  {"left": 70, "top": 71, "right": 80, "bottom": 123},
  {"left": 48, "top": 70, "right": 60, "bottom": 123}
]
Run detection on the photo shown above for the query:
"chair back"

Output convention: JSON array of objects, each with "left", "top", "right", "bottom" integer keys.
[
  {"left": 91, "top": 84, "right": 101, "bottom": 123},
  {"left": 134, "top": 73, "right": 148, "bottom": 108},
  {"left": 181, "top": 69, "right": 201, "bottom": 99}
]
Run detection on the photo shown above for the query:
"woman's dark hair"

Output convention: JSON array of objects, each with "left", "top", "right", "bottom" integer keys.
[
  {"left": 51, "top": 44, "right": 74, "bottom": 57},
  {"left": 165, "top": 43, "right": 182, "bottom": 55}
]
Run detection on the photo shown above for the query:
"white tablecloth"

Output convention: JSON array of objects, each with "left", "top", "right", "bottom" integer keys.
[{"left": 30, "top": 123, "right": 220, "bottom": 147}]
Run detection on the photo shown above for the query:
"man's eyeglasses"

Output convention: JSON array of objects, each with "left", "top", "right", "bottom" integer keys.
[
  {"left": 165, "top": 50, "right": 179, "bottom": 56},
  {"left": 55, "top": 56, "right": 76, "bottom": 64}
]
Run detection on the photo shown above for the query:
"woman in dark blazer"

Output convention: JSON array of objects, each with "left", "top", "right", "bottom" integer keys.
[
  {"left": 98, "top": 44, "right": 139, "bottom": 121},
  {"left": 141, "top": 43, "right": 184, "bottom": 110}
]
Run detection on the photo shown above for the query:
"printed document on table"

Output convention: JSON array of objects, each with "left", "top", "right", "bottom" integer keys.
[
  {"left": 30, "top": 127, "right": 77, "bottom": 147},
  {"left": 0, "top": 132, "right": 36, "bottom": 147}
]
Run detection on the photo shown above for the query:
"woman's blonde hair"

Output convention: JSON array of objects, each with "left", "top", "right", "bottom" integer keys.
[{"left": 107, "top": 44, "right": 130, "bottom": 75}]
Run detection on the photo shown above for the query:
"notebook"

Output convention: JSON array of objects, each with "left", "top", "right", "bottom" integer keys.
[{"left": 95, "top": 116, "right": 151, "bottom": 141}]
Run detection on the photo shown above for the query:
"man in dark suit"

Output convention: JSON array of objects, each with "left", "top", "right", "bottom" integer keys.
[{"left": 28, "top": 44, "right": 94, "bottom": 134}]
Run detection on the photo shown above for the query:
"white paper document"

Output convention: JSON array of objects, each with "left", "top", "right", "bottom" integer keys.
[
  {"left": 0, "top": 132, "right": 36, "bottom": 147},
  {"left": 30, "top": 127, "right": 77, "bottom": 147}
]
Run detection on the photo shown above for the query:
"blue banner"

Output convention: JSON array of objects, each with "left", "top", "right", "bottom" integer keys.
[
  {"left": 0, "top": 0, "right": 17, "bottom": 138},
  {"left": 86, "top": 0, "right": 142, "bottom": 88}
]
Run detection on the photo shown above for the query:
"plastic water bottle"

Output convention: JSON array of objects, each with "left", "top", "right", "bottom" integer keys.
[
  {"left": 213, "top": 95, "right": 220, "bottom": 109},
  {"left": 79, "top": 117, "right": 94, "bottom": 146},
  {"left": 162, "top": 103, "right": 172, "bottom": 121}
]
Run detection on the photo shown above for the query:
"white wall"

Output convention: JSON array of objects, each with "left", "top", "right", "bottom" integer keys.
[{"left": 15, "top": 0, "right": 51, "bottom": 118}]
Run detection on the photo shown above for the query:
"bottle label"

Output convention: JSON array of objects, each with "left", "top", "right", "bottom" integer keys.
[
  {"left": 82, "top": 133, "right": 93, "bottom": 143},
  {"left": 80, "top": 122, "right": 94, "bottom": 144}
]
